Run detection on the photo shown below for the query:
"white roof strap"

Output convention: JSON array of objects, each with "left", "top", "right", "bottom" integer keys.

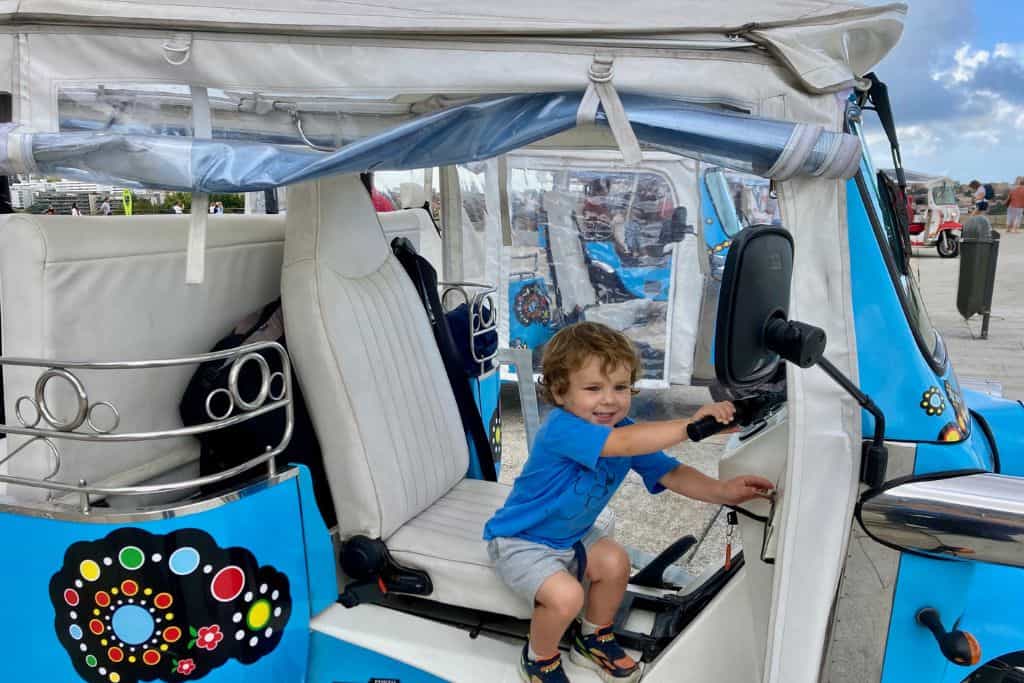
[
  {"left": 162, "top": 32, "right": 193, "bottom": 67},
  {"left": 576, "top": 54, "right": 643, "bottom": 166},
  {"left": 186, "top": 85, "right": 211, "bottom": 285}
]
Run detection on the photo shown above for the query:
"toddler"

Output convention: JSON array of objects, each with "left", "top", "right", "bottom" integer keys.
[{"left": 484, "top": 322, "right": 773, "bottom": 682}]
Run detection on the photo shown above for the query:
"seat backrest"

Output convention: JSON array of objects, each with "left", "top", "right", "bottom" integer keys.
[
  {"left": 281, "top": 174, "right": 468, "bottom": 540},
  {"left": 0, "top": 214, "right": 285, "bottom": 502}
]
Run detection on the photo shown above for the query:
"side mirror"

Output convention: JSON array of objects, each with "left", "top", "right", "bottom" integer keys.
[
  {"left": 714, "top": 226, "right": 825, "bottom": 389},
  {"left": 714, "top": 225, "right": 889, "bottom": 488}
]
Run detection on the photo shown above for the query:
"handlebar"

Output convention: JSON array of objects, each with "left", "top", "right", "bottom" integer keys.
[{"left": 685, "top": 393, "right": 784, "bottom": 443}]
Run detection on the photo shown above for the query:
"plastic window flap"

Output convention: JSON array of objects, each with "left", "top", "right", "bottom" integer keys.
[{"left": 1, "top": 92, "right": 861, "bottom": 193}]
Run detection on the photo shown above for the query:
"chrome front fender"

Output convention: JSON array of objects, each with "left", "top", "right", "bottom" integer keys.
[{"left": 858, "top": 473, "right": 1024, "bottom": 568}]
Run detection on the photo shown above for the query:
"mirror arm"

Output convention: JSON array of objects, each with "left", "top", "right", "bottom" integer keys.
[
  {"left": 816, "top": 355, "right": 888, "bottom": 489},
  {"left": 765, "top": 318, "right": 889, "bottom": 489}
]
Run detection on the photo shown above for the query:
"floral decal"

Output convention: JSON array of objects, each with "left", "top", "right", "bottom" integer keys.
[
  {"left": 50, "top": 528, "right": 292, "bottom": 683},
  {"left": 174, "top": 658, "right": 196, "bottom": 676},
  {"left": 920, "top": 386, "right": 946, "bottom": 416},
  {"left": 193, "top": 625, "right": 223, "bottom": 651}
]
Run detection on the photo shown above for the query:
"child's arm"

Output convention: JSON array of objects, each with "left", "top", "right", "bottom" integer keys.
[
  {"left": 658, "top": 464, "right": 774, "bottom": 504},
  {"left": 600, "top": 401, "right": 735, "bottom": 457}
]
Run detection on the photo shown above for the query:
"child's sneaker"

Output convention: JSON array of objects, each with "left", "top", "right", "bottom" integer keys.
[
  {"left": 520, "top": 643, "right": 571, "bottom": 683},
  {"left": 570, "top": 624, "right": 641, "bottom": 682}
]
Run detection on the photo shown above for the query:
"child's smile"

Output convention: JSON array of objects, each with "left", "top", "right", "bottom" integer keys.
[{"left": 555, "top": 357, "right": 633, "bottom": 427}]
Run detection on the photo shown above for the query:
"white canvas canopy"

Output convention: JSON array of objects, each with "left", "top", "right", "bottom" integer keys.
[
  {"left": 0, "top": 2, "right": 904, "bottom": 680},
  {"left": 0, "top": 0, "right": 905, "bottom": 93}
]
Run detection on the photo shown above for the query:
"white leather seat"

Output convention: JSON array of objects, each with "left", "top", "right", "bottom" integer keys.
[
  {"left": 0, "top": 214, "right": 286, "bottom": 504},
  {"left": 282, "top": 174, "right": 537, "bottom": 618}
]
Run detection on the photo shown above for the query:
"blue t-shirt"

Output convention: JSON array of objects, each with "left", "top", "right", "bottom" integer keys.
[{"left": 483, "top": 408, "right": 680, "bottom": 549}]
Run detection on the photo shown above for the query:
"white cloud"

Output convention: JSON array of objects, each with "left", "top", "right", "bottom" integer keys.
[{"left": 933, "top": 44, "right": 990, "bottom": 83}]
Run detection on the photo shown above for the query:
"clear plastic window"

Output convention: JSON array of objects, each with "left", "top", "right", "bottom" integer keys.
[{"left": 507, "top": 165, "right": 680, "bottom": 382}]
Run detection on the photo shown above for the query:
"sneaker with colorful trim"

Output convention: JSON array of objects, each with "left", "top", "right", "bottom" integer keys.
[
  {"left": 570, "top": 624, "right": 641, "bottom": 682},
  {"left": 520, "top": 643, "right": 571, "bottom": 683}
]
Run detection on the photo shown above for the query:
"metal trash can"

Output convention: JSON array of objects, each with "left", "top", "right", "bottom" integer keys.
[{"left": 957, "top": 216, "right": 1001, "bottom": 338}]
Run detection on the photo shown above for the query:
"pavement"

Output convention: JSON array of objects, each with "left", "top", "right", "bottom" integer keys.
[
  {"left": 913, "top": 216, "right": 1024, "bottom": 400},
  {"left": 499, "top": 217, "right": 1024, "bottom": 579}
]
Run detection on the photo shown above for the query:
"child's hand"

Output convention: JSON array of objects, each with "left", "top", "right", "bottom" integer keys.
[
  {"left": 718, "top": 475, "right": 775, "bottom": 505},
  {"left": 691, "top": 401, "right": 736, "bottom": 425}
]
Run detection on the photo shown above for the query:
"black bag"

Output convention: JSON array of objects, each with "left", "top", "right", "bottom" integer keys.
[
  {"left": 444, "top": 302, "right": 497, "bottom": 378},
  {"left": 179, "top": 299, "right": 336, "bottom": 527},
  {"left": 984, "top": 183, "right": 995, "bottom": 200}
]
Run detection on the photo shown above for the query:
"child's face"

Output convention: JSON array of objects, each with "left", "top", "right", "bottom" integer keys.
[{"left": 555, "top": 356, "right": 632, "bottom": 426}]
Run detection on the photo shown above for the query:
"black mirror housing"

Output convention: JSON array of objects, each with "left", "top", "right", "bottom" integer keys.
[{"left": 714, "top": 226, "right": 795, "bottom": 390}]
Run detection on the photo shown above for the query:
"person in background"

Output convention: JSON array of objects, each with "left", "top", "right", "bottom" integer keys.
[
  {"left": 1006, "top": 177, "right": 1024, "bottom": 234},
  {"left": 100, "top": 197, "right": 112, "bottom": 216},
  {"left": 173, "top": 201, "right": 184, "bottom": 214},
  {"left": 969, "top": 180, "right": 988, "bottom": 216},
  {"left": 70, "top": 203, "right": 81, "bottom": 216},
  {"left": 45, "top": 205, "right": 56, "bottom": 215},
  {"left": 360, "top": 172, "right": 395, "bottom": 212}
]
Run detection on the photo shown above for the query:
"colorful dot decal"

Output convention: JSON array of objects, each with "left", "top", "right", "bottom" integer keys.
[
  {"left": 118, "top": 547, "right": 144, "bottom": 571},
  {"left": 169, "top": 547, "right": 200, "bottom": 576},
  {"left": 111, "top": 605, "right": 153, "bottom": 645},
  {"left": 51, "top": 528, "right": 291, "bottom": 683},
  {"left": 246, "top": 600, "right": 271, "bottom": 631},
  {"left": 80, "top": 560, "right": 101, "bottom": 582},
  {"left": 211, "top": 566, "right": 245, "bottom": 602}
]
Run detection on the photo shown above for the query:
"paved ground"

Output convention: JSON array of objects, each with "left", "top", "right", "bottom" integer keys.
[
  {"left": 913, "top": 215, "right": 1024, "bottom": 400},
  {"left": 499, "top": 216, "right": 1024, "bottom": 580}
]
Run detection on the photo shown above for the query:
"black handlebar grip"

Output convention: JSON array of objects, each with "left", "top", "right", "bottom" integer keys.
[{"left": 686, "top": 415, "right": 733, "bottom": 442}]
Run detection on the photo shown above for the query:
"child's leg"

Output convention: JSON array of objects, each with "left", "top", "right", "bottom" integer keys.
[
  {"left": 583, "top": 537, "right": 631, "bottom": 625},
  {"left": 532, "top": 570, "right": 585, "bottom": 658},
  {"left": 574, "top": 537, "right": 640, "bottom": 678}
]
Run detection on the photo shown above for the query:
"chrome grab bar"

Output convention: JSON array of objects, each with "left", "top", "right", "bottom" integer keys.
[
  {"left": 0, "top": 341, "right": 293, "bottom": 512},
  {"left": 440, "top": 280, "right": 499, "bottom": 375},
  {"left": 859, "top": 473, "right": 1024, "bottom": 568}
]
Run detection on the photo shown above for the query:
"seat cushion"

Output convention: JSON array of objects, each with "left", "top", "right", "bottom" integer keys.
[{"left": 387, "top": 478, "right": 614, "bottom": 619}]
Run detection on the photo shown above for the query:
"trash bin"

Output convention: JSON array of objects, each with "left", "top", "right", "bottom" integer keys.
[{"left": 957, "top": 216, "right": 1000, "bottom": 338}]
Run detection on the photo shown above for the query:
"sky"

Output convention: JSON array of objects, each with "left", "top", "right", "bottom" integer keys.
[{"left": 864, "top": 0, "right": 1024, "bottom": 183}]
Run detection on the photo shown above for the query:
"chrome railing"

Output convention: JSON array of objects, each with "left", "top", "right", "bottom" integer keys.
[
  {"left": 0, "top": 340, "right": 292, "bottom": 514},
  {"left": 440, "top": 281, "right": 499, "bottom": 377}
]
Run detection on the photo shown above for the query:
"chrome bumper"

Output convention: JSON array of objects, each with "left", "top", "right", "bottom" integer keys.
[{"left": 859, "top": 473, "right": 1024, "bottom": 568}]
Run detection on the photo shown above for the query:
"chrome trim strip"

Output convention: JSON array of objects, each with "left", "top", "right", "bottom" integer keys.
[
  {"left": 0, "top": 340, "right": 294, "bottom": 508},
  {"left": 859, "top": 473, "right": 1024, "bottom": 568},
  {"left": 0, "top": 466, "right": 299, "bottom": 523}
]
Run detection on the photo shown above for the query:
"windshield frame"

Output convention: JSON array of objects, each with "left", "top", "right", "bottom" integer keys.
[
  {"left": 852, "top": 121, "right": 948, "bottom": 375},
  {"left": 704, "top": 167, "right": 745, "bottom": 238}
]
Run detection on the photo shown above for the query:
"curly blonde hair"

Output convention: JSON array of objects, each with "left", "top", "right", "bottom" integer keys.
[{"left": 538, "top": 322, "right": 640, "bottom": 405}]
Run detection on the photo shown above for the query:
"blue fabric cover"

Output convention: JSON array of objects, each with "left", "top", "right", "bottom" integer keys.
[{"left": 24, "top": 92, "right": 856, "bottom": 192}]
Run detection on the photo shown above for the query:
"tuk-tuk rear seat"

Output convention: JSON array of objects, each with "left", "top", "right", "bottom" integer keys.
[
  {"left": 0, "top": 207, "right": 436, "bottom": 508},
  {"left": 0, "top": 213, "right": 287, "bottom": 504}
]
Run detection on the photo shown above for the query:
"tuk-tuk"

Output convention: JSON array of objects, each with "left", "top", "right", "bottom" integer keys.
[
  {"left": 2, "top": 2, "right": 1024, "bottom": 683},
  {"left": 890, "top": 170, "right": 963, "bottom": 257}
]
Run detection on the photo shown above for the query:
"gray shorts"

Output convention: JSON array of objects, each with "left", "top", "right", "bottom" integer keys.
[{"left": 487, "top": 525, "right": 609, "bottom": 606}]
